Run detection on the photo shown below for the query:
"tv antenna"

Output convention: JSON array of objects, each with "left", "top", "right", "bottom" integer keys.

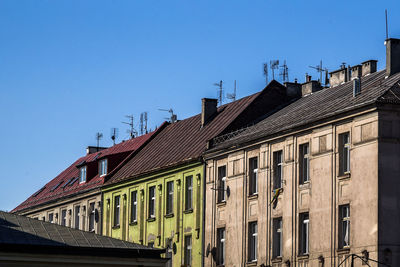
[
  {"left": 309, "top": 60, "right": 329, "bottom": 86},
  {"left": 213, "top": 80, "right": 223, "bottom": 105},
  {"left": 279, "top": 60, "right": 289, "bottom": 82},
  {"left": 263, "top": 63, "right": 269, "bottom": 85},
  {"left": 110, "top": 128, "right": 119, "bottom": 146},
  {"left": 226, "top": 80, "right": 237, "bottom": 102},
  {"left": 122, "top": 115, "right": 137, "bottom": 139},
  {"left": 140, "top": 112, "right": 148, "bottom": 135},
  {"left": 95, "top": 132, "right": 103, "bottom": 149},
  {"left": 158, "top": 108, "right": 177, "bottom": 123},
  {"left": 270, "top": 60, "right": 279, "bottom": 80}
]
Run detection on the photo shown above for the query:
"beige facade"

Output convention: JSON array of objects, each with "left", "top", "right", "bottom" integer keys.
[
  {"left": 19, "top": 190, "right": 102, "bottom": 234},
  {"left": 204, "top": 107, "right": 400, "bottom": 267}
]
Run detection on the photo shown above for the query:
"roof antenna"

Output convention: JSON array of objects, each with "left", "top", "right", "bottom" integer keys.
[
  {"left": 279, "top": 60, "right": 289, "bottom": 82},
  {"left": 270, "top": 60, "right": 279, "bottom": 80},
  {"left": 263, "top": 63, "right": 269, "bottom": 85},
  {"left": 309, "top": 60, "right": 329, "bottom": 86},
  {"left": 385, "top": 9, "right": 389, "bottom": 40},
  {"left": 213, "top": 80, "right": 223, "bottom": 105},
  {"left": 140, "top": 112, "right": 148, "bottom": 135},
  {"left": 226, "top": 80, "right": 237, "bottom": 102},
  {"left": 158, "top": 108, "right": 177, "bottom": 123},
  {"left": 110, "top": 128, "right": 118, "bottom": 145},
  {"left": 122, "top": 115, "right": 137, "bottom": 139},
  {"left": 95, "top": 132, "right": 103, "bottom": 149}
]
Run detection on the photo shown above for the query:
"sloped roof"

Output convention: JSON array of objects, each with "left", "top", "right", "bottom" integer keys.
[
  {"left": 106, "top": 92, "right": 262, "bottom": 185},
  {"left": 208, "top": 70, "right": 400, "bottom": 152},
  {"left": 12, "top": 131, "right": 158, "bottom": 213},
  {"left": 0, "top": 211, "right": 164, "bottom": 257}
]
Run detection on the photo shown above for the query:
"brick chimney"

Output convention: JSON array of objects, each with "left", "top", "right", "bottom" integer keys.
[
  {"left": 329, "top": 66, "right": 348, "bottom": 87},
  {"left": 301, "top": 80, "right": 322, "bottom": 96},
  {"left": 386, "top": 38, "right": 400, "bottom": 77},
  {"left": 351, "top": 65, "right": 362, "bottom": 80},
  {"left": 284, "top": 81, "right": 302, "bottom": 97},
  {"left": 361, "top": 60, "right": 377, "bottom": 76},
  {"left": 201, "top": 98, "right": 218, "bottom": 127},
  {"left": 86, "top": 146, "right": 107, "bottom": 155}
]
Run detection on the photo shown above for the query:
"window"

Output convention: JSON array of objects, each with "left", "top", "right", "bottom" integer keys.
[
  {"left": 249, "top": 157, "right": 258, "bottom": 195},
  {"left": 184, "top": 235, "right": 192, "bottom": 266},
  {"left": 166, "top": 181, "right": 174, "bottom": 215},
  {"left": 149, "top": 186, "right": 156, "bottom": 218},
  {"left": 339, "top": 205, "right": 350, "bottom": 248},
  {"left": 185, "top": 176, "right": 193, "bottom": 210},
  {"left": 48, "top": 213, "right": 54, "bottom": 223},
  {"left": 148, "top": 241, "right": 154, "bottom": 248},
  {"left": 217, "top": 228, "right": 226, "bottom": 265},
  {"left": 339, "top": 132, "right": 350, "bottom": 175},
  {"left": 131, "top": 191, "right": 138, "bottom": 223},
  {"left": 74, "top": 206, "right": 80, "bottom": 229},
  {"left": 61, "top": 209, "right": 67, "bottom": 226},
  {"left": 299, "top": 143, "right": 310, "bottom": 184},
  {"left": 299, "top": 213, "right": 309, "bottom": 255},
  {"left": 217, "top": 166, "right": 227, "bottom": 202},
  {"left": 248, "top": 222, "right": 258, "bottom": 262},
  {"left": 99, "top": 159, "right": 108, "bottom": 176},
  {"left": 273, "top": 217, "right": 282, "bottom": 258},
  {"left": 114, "top": 195, "right": 120, "bottom": 226},
  {"left": 79, "top": 166, "right": 87, "bottom": 183},
  {"left": 273, "top": 151, "right": 283, "bottom": 189},
  {"left": 42, "top": 216, "right": 45, "bottom": 221},
  {"left": 89, "top": 202, "right": 95, "bottom": 232}
]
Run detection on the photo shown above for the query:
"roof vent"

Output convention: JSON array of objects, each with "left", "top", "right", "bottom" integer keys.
[
  {"left": 201, "top": 98, "right": 218, "bottom": 127},
  {"left": 353, "top": 78, "right": 361, "bottom": 97}
]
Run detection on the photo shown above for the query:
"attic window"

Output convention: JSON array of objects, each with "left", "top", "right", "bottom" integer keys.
[
  {"left": 62, "top": 178, "right": 74, "bottom": 189},
  {"left": 79, "top": 166, "right": 87, "bottom": 184},
  {"left": 32, "top": 186, "right": 46, "bottom": 197},
  {"left": 69, "top": 177, "right": 79, "bottom": 187},
  {"left": 50, "top": 181, "right": 63, "bottom": 192},
  {"left": 99, "top": 159, "right": 108, "bottom": 176}
]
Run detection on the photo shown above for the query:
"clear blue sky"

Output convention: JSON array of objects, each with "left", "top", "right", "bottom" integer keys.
[{"left": 1, "top": 0, "right": 399, "bottom": 211}]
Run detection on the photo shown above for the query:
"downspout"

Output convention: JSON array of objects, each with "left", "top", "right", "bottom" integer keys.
[
  {"left": 100, "top": 191, "right": 104, "bottom": 236},
  {"left": 268, "top": 142, "right": 272, "bottom": 266},
  {"left": 332, "top": 125, "right": 337, "bottom": 267},
  {"left": 202, "top": 161, "right": 207, "bottom": 267},
  {"left": 242, "top": 150, "right": 248, "bottom": 266}
]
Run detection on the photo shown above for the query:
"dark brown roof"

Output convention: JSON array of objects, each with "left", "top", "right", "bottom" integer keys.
[
  {"left": 209, "top": 70, "right": 400, "bottom": 152},
  {"left": 0, "top": 211, "right": 164, "bottom": 258},
  {"left": 106, "top": 93, "right": 258, "bottom": 185}
]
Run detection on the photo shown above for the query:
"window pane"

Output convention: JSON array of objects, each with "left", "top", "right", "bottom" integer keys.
[
  {"left": 249, "top": 158, "right": 258, "bottom": 195},
  {"left": 248, "top": 222, "right": 257, "bottom": 261},
  {"left": 166, "top": 182, "right": 174, "bottom": 214},
  {"left": 75, "top": 206, "right": 80, "bottom": 229},
  {"left": 185, "top": 176, "right": 193, "bottom": 210},
  {"left": 184, "top": 235, "right": 192, "bottom": 266},
  {"left": 149, "top": 186, "right": 155, "bottom": 218},
  {"left": 131, "top": 191, "right": 137, "bottom": 222},
  {"left": 114, "top": 196, "right": 120, "bottom": 226},
  {"left": 89, "top": 202, "right": 95, "bottom": 231},
  {"left": 274, "top": 151, "right": 283, "bottom": 189},
  {"left": 61, "top": 209, "right": 67, "bottom": 226},
  {"left": 217, "top": 228, "right": 225, "bottom": 265},
  {"left": 218, "top": 166, "right": 226, "bottom": 202}
]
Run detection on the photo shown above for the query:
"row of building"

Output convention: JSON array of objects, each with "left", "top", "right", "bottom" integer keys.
[{"left": 12, "top": 38, "right": 400, "bottom": 267}]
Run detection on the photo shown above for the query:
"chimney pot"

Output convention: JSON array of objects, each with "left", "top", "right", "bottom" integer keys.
[
  {"left": 201, "top": 98, "right": 218, "bottom": 127},
  {"left": 386, "top": 38, "right": 400, "bottom": 77}
]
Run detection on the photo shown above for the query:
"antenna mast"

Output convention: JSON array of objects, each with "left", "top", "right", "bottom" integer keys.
[
  {"left": 309, "top": 60, "right": 329, "bottom": 86},
  {"left": 385, "top": 9, "right": 389, "bottom": 40},
  {"left": 110, "top": 128, "right": 118, "bottom": 145},
  {"left": 158, "top": 108, "right": 177, "bottom": 123},
  {"left": 270, "top": 60, "right": 279, "bottom": 80},
  {"left": 263, "top": 63, "right": 269, "bottom": 85},
  {"left": 213, "top": 80, "right": 223, "bottom": 105},
  {"left": 140, "top": 112, "right": 148, "bottom": 135},
  {"left": 122, "top": 115, "right": 137, "bottom": 139},
  {"left": 279, "top": 60, "right": 289, "bottom": 82},
  {"left": 95, "top": 132, "right": 103, "bottom": 149},
  {"left": 226, "top": 80, "right": 237, "bottom": 102}
]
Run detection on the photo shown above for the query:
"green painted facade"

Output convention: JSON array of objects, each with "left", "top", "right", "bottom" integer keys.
[{"left": 102, "top": 162, "right": 204, "bottom": 267}]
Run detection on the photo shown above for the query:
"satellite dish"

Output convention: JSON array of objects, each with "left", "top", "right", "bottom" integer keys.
[
  {"left": 211, "top": 247, "right": 217, "bottom": 262},
  {"left": 226, "top": 186, "right": 231, "bottom": 198}
]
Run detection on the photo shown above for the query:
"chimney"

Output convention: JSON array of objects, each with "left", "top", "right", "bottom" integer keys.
[
  {"left": 386, "top": 38, "right": 400, "bottom": 77},
  {"left": 301, "top": 80, "right": 322, "bottom": 96},
  {"left": 305, "top": 74, "right": 312, "bottom": 83},
  {"left": 329, "top": 67, "right": 349, "bottom": 87},
  {"left": 86, "top": 146, "right": 107, "bottom": 155},
  {"left": 201, "top": 98, "right": 218, "bottom": 127},
  {"left": 361, "top": 60, "right": 377, "bottom": 76},
  {"left": 284, "top": 81, "right": 302, "bottom": 97},
  {"left": 351, "top": 65, "right": 362, "bottom": 80}
]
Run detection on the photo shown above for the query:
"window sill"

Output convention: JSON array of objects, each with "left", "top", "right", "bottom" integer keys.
[
  {"left": 164, "top": 213, "right": 174, "bottom": 218},
  {"left": 337, "top": 247, "right": 350, "bottom": 254},
  {"left": 147, "top": 217, "right": 156, "bottom": 222},
  {"left": 299, "top": 181, "right": 311, "bottom": 189},
  {"left": 246, "top": 261, "right": 257, "bottom": 266},
  {"left": 129, "top": 221, "right": 138, "bottom": 226},
  {"left": 338, "top": 173, "right": 351, "bottom": 180},
  {"left": 112, "top": 225, "right": 120, "bottom": 229},
  {"left": 217, "top": 201, "right": 226, "bottom": 207},
  {"left": 271, "top": 257, "right": 282, "bottom": 263},
  {"left": 248, "top": 193, "right": 258, "bottom": 200},
  {"left": 297, "top": 254, "right": 309, "bottom": 260},
  {"left": 183, "top": 209, "right": 193, "bottom": 214}
]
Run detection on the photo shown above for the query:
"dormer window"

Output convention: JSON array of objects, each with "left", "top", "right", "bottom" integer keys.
[
  {"left": 79, "top": 166, "right": 87, "bottom": 184},
  {"left": 99, "top": 159, "right": 108, "bottom": 176}
]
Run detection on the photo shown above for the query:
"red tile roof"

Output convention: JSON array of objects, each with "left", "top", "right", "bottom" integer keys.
[
  {"left": 106, "top": 93, "right": 261, "bottom": 185},
  {"left": 12, "top": 131, "right": 159, "bottom": 213}
]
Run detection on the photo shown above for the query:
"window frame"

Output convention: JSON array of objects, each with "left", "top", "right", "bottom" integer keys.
[
  {"left": 131, "top": 190, "right": 138, "bottom": 223},
  {"left": 273, "top": 151, "right": 283, "bottom": 189},
  {"left": 299, "top": 212, "right": 309, "bottom": 255},
  {"left": 273, "top": 217, "right": 283, "bottom": 258},
  {"left": 248, "top": 221, "right": 258, "bottom": 262},
  {"left": 249, "top": 157, "right": 258, "bottom": 195},
  {"left": 339, "top": 132, "right": 351, "bottom": 175},
  {"left": 217, "top": 166, "right": 227, "bottom": 203},
  {"left": 299, "top": 143, "right": 310, "bottom": 184},
  {"left": 166, "top": 181, "right": 174, "bottom": 215},
  {"left": 61, "top": 209, "right": 67, "bottom": 226},
  {"left": 148, "top": 186, "right": 156, "bottom": 219},
  {"left": 185, "top": 176, "right": 193, "bottom": 211},
  {"left": 89, "top": 202, "right": 95, "bottom": 232},
  {"left": 114, "top": 195, "right": 120, "bottom": 227},
  {"left": 79, "top": 166, "right": 87, "bottom": 184},
  {"left": 48, "top": 213, "right": 54, "bottom": 223},
  {"left": 217, "top": 227, "right": 226, "bottom": 265},
  {"left": 74, "top": 205, "right": 80, "bottom": 229},
  {"left": 184, "top": 235, "right": 192, "bottom": 267},
  {"left": 99, "top": 158, "right": 108, "bottom": 176},
  {"left": 339, "top": 204, "right": 350, "bottom": 248}
]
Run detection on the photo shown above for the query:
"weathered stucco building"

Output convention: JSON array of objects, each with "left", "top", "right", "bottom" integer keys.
[
  {"left": 12, "top": 131, "right": 158, "bottom": 234},
  {"left": 203, "top": 38, "right": 400, "bottom": 267}
]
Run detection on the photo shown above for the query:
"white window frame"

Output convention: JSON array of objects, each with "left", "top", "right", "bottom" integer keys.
[
  {"left": 249, "top": 157, "right": 258, "bottom": 195},
  {"left": 248, "top": 222, "right": 258, "bottom": 262},
  {"left": 131, "top": 191, "right": 138, "bottom": 223},
  {"left": 218, "top": 166, "right": 227, "bottom": 202},
  {"left": 185, "top": 176, "right": 193, "bottom": 210},
  {"left": 300, "top": 143, "right": 310, "bottom": 184},
  {"left": 166, "top": 181, "right": 174, "bottom": 215},
  {"left": 340, "top": 205, "right": 350, "bottom": 248},
  {"left": 99, "top": 159, "right": 108, "bottom": 176},
  {"left": 114, "top": 195, "right": 120, "bottom": 226},
  {"left": 217, "top": 227, "right": 226, "bottom": 265},
  {"left": 274, "top": 151, "right": 283, "bottom": 189},
  {"left": 79, "top": 166, "right": 87, "bottom": 184},
  {"left": 149, "top": 186, "right": 156, "bottom": 218}
]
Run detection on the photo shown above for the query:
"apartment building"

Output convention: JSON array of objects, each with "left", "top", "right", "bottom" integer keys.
[
  {"left": 203, "top": 38, "right": 400, "bottom": 267},
  {"left": 12, "top": 130, "right": 159, "bottom": 234}
]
